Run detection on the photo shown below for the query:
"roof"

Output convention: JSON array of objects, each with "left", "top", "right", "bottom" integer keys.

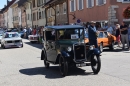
[
  {"left": 45, "top": 25, "right": 84, "bottom": 30},
  {"left": 18, "top": 0, "right": 26, "bottom": 7},
  {"left": 42, "top": 0, "right": 57, "bottom": 8},
  {"left": 0, "top": 0, "right": 16, "bottom": 13}
]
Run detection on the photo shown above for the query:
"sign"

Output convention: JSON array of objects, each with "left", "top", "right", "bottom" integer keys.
[{"left": 77, "top": 19, "right": 81, "bottom": 23}]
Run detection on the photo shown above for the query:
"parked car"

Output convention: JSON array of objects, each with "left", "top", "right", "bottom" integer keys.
[
  {"left": 85, "top": 31, "right": 116, "bottom": 52},
  {"left": 28, "top": 35, "right": 38, "bottom": 43},
  {"left": 1, "top": 32, "right": 23, "bottom": 49},
  {"left": 0, "top": 31, "right": 4, "bottom": 44},
  {"left": 41, "top": 25, "right": 101, "bottom": 76}
]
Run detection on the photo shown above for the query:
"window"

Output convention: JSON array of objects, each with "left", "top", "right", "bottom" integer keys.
[
  {"left": 42, "top": 10, "right": 45, "bottom": 19},
  {"left": 87, "top": 0, "right": 94, "bottom": 8},
  {"left": 78, "top": 0, "right": 83, "bottom": 10},
  {"left": 122, "top": 0, "right": 130, "bottom": 2},
  {"left": 70, "top": 0, "right": 76, "bottom": 12},
  {"left": 33, "top": 13, "right": 36, "bottom": 21},
  {"left": 37, "top": 12, "right": 38, "bottom": 20},
  {"left": 96, "top": 0, "right": 106, "bottom": 6},
  {"left": 28, "top": 14, "right": 29, "bottom": 20},
  {"left": 63, "top": 3, "right": 67, "bottom": 14},
  {"left": 39, "top": 12, "right": 41, "bottom": 19},
  {"left": 56, "top": 5, "right": 59, "bottom": 15},
  {"left": 33, "top": 0, "right": 35, "bottom": 8}
]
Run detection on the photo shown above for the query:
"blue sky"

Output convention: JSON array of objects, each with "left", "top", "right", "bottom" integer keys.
[{"left": 0, "top": 0, "right": 11, "bottom": 9}]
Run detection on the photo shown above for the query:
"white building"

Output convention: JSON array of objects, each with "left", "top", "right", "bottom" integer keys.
[
  {"left": 37, "top": 0, "right": 46, "bottom": 27},
  {"left": 18, "top": 8, "right": 21, "bottom": 28},
  {"left": 8, "top": 7, "right": 13, "bottom": 28},
  {"left": 4, "top": 11, "right": 8, "bottom": 28}
]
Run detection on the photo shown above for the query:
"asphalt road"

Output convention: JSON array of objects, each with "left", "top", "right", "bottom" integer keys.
[{"left": 0, "top": 39, "right": 130, "bottom": 86}]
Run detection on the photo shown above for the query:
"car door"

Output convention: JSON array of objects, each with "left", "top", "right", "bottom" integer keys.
[
  {"left": 45, "top": 30, "right": 58, "bottom": 62},
  {"left": 98, "top": 32, "right": 105, "bottom": 46}
]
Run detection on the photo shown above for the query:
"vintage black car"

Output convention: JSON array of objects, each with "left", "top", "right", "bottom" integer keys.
[{"left": 41, "top": 25, "right": 101, "bottom": 76}]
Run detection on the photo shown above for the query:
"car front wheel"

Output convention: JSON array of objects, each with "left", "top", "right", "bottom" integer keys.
[
  {"left": 44, "top": 56, "right": 50, "bottom": 68},
  {"left": 91, "top": 55, "right": 101, "bottom": 74},
  {"left": 59, "top": 56, "right": 68, "bottom": 76}
]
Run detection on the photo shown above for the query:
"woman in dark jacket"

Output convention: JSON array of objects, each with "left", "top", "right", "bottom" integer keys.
[{"left": 115, "top": 24, "right": 121, "bottom": 47}]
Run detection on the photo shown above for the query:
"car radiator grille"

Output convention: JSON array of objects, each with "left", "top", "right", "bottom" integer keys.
[
  {"left": 14, "top": 40, "right": 20, "bottom": 43},
  {"left": 7, "top": 41, "right": 13, "bottom": 43},
  {"left": 74, "top": 45, "right": 86, "bottom": 60}
]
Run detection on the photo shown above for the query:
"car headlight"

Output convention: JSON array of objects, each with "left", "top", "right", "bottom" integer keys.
[
  {"left": 89, "top": 45, "right": 95, "bottom": 50},
  {"left": 67, "top": 46, "right": 72, "bottom": 52}
]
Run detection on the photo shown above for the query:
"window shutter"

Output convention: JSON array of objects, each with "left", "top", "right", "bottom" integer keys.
[
  {"left": 86, "top": 0, "right": 88, "bottom": 8},
  {"left": 96, "top": 0, "right": 98, "bottom": 5},
  {"left": 77, "top": 0, "right": 80, "bottom": 10},
  {"left": 92, "top": 0, "right": 94, "bottom": 7},
  {"left": 74, "top": 0, "right": 76, "bottom": 11},
  {"left": 82, "top": 0, "right": 84, "bottom": 9},
  {"left": 70, "top": 1, "right": 71, "bottom": 12},
  {"left": 104, "top": 0, "right": 106, "bottom": 4}
]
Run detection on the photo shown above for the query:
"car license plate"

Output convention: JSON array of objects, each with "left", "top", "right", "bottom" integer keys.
[{"left": 76, "top": 63, "right": 86, "bottom": 67}]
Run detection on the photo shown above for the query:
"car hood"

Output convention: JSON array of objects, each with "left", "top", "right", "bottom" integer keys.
[{"left": 4, "top": 37, "right": 22, "bottom": 41}]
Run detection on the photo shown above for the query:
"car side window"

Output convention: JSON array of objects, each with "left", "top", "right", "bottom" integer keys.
[
  {"left": 104, "top": 32, "right": 108, "bottom": 38},
  {"left": 98, "top": 32, "right": 104, "bottom": 38}
]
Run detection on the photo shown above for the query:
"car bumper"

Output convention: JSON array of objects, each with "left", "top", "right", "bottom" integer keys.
[{"left": 4, "top": 42, "right": 23, "bottom": 48}]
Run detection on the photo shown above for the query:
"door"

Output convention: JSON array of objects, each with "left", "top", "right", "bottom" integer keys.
[{"left": 45, "top": 30, "right": 58, "bottom": 62}]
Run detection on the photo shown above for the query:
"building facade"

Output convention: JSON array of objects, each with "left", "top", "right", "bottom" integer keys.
[
  {"left": 32, "top": 0, "right": 38, "bottom": 28},
  {"left": 0, "top": 13, "right": 4, "bottom": 27},
  {"left": 68, "top": 0, "right": 130, "bottom": 26},
  {"left": 11, "top": 0, "right": 19, "bottom": 28},
  {"left": 8, "top": 7, "right": 13, "bottom": 28},
  {"left": 43, "top": 0, "right": 68, "bottom": 26},
  {"left": 37, "top": 0, "right": 46, "bottom": 27}
]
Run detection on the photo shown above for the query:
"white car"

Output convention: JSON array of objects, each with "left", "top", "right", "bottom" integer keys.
[
  {"left": 28, "top": 35, "right": 38, "bottom": 43},
  {"left": 0, "top": 31, "right": 4, "bottom": 44},
  {"left": 1, "top": 32, "right": 23, "bottom": 49}
]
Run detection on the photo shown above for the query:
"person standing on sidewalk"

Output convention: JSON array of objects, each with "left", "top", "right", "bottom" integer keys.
[
  {"left": 120, "top": 22, "right": 129, "bottom": 50},
  {"left": 88, "top": 21, "right": 98, "bottom": 48},
  {"left": 128, "top": 24, "right": 130, "bottom": 45},
  {"left": 115, "top": 24, "right": 121, "bottom": 47}
]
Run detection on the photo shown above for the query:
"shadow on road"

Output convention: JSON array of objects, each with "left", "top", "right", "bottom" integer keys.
[
  {"left": 19, "top": 66, "right": 93, "bottom": 79},
  {"left": 103, "top": 48, "right": 123, "bottom": 52},
  {"left": 24, "top": 42, "right": 42, "bottom": 49}
]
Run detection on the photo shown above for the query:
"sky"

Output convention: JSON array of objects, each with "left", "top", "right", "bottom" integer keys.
[{"left": 0, "top": 0, "right": 11, "bottom": 9}]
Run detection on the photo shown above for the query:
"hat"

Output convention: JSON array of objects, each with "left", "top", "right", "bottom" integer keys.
[{"left": 90, "top": 21, "right": 96, "bottom": 24}]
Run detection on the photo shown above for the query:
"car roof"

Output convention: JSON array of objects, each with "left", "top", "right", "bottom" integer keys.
[{"left": 45, "top": 25, "right": 84, "bottom": 30}]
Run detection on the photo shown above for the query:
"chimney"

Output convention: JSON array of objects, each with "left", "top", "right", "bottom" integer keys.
[
  {"left": 7, "top": 0, "right": 10, "bottom": 5},
  {"left": 4, "top": 5, "right": 7, "bottom": 7}
]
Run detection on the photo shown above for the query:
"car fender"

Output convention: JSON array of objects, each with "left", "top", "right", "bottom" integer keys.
[
  {"left": 87, "top": 48, "right": 101, "bottom": 61},
  {"left": 61, "top": 51, "right": 70, "bottom": 58},
  {"left": 41, "top": 48, "right": 47, "bottom": 60}
]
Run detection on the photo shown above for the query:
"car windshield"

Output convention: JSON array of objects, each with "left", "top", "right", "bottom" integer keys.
[
  {"left": 57, "top": 28, "right": 84, "bottom": 40},
  {"left": 5, "top": 33, "right": 19, "bottom": 38},
  {"left": 84, "top": 31, "right": 88, "bottom": 38}
]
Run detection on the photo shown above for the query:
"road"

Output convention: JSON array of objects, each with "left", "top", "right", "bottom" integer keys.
[{"left": 0, "top": 39, "right": 130, "bottom": 86}]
